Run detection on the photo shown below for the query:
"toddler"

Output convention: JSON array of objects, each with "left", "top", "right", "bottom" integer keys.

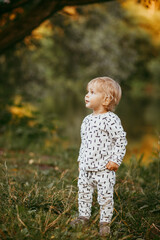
[{"left": 70, "top": 77, "right": 127, "bottom": 236}]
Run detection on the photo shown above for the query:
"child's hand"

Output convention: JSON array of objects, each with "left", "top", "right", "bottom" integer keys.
[{"left": 106, "top": 161, "right": 119, "bottom": 172}]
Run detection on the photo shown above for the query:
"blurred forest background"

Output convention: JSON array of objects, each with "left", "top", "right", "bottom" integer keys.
[
  {"left": 0, "top": 0, "right": 160, "bottom": 162},
  {"left": 0, "top": 2, "right": 160, "bottom": 239}
]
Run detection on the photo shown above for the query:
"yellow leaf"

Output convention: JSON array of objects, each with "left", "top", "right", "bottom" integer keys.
[
  {"left": 63, "top": 7, "right": 77, "bottom": 16},
  {"left": 9, "top": 13, "right": 16, "bottom": 20}
]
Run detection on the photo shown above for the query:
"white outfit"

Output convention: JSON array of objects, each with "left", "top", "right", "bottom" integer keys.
[{"left": 77, "top": 112, "right": 127, "bottom": 222}]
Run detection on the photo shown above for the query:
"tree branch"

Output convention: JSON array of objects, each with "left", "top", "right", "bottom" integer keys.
[
  {"left": 59, "top": 0, "right": 112, "bottom": 7},
  {"left": 0, "top": 0, "right": 113, "bottom": 54}
]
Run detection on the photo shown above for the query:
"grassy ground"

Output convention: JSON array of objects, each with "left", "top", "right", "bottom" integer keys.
[{"left": 0, "top": 147, "right": 159, "bottom": 240}]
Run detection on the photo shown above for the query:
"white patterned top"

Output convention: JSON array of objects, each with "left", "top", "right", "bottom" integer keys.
[{"left": 78, "top": 111, "right": 127, "bottom": 171}]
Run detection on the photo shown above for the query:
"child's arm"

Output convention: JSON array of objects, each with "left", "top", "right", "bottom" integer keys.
[
  {"left": 103, "top": 114, "right": 127, "bottom": 168},
  {"left": 77, "top": 118, "right": 86, "bottom": 168}
]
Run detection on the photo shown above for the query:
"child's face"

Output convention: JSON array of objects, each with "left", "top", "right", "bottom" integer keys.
[{"left": 85, "top": 83, "right": 106, "bottom": 112}]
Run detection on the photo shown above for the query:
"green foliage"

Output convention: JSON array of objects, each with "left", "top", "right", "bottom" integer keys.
[
  {"left": 0, "top": 98, "right": 65, "bottom": 152},
  {"left": 0, "top": 2, "right": 160, "bottom": 147},
  {"left": 0, "top": 3, "right": 159, "bottom": 239},
  {"left": 0, "top": 149, "right": 159, "bottom": 239}
]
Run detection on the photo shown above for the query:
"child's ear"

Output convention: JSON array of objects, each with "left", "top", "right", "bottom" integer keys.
[{"left": 103, "top": 96, "right": 110, "bottom": 106}]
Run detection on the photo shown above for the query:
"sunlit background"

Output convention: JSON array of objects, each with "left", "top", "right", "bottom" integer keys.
[{"left": 0, "top": 0, "right": 160, "bottom": 163}]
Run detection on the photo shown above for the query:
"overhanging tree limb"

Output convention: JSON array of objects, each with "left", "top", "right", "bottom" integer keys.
[
  {"left": 59, "top": 0, "right": 113, "bottom": 6},
  {"left": 0, "top": 0, "right": 113, "bottom": 54}
]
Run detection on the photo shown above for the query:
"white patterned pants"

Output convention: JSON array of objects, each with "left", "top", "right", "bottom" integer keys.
[{"left": 78, "top": 169, "right": 116, "bottom": 223}]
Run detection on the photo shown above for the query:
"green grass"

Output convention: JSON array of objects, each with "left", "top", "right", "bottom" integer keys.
[{"left": 0, "top": 148, "right": 159, "bottom": 240}]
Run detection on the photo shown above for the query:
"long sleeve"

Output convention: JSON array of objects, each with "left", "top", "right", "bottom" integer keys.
[
  {"left": 77, "top": 141, "right": 84, "bottom": 162},
  {"left": 103, "top": 114, "right": 127, "bottom": 166},
  {"left": 76, "top": 113, "right": 127, "bottom": 171},
  {"left": 77, "top": 118, "right": 86, "bottom": 162}
]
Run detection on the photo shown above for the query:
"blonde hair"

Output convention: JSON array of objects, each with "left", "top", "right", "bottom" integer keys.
[{"left": 87, "top": 77, "right": 122, "bottom": 111}]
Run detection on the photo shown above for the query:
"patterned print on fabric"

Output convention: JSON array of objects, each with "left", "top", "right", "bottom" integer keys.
[
  {"left": 78, "top": 111, "right": 127, "bottom": 171},
  {"left": 78, "top": 169, "right": 115, "bottom": 222}
]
